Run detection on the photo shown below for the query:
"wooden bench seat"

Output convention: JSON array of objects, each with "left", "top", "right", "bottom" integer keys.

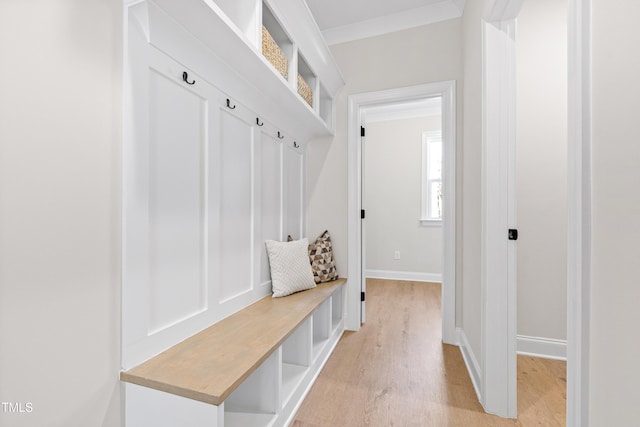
[{"left": 120, "top": 278, "right": 346, "bottom": 406}]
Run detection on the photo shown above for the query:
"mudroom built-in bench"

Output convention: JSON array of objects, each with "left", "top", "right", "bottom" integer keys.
[{"left": 121, "top": 278, "right": 346, "bottom": 427}]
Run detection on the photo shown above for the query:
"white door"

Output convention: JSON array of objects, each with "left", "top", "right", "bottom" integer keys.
[{"left": 482, "top": 17, "right": 519, "bottom": 418}]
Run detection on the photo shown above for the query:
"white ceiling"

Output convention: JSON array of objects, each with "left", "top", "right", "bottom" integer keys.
[{"left": 305, "top": 0, "right": 465, "bottom": 45}]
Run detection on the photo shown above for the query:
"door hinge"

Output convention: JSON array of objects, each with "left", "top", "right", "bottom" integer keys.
[
  {"left": 508, "top": 229, "right": 518, "bottom": 241},
  {"left": 361, "top": 291, "right": 366, "bottom": 302},
  {"left": 361, "top": 126, "right": 365, "bottom": 137},
  {"left": 361, "top": 209, "right": 365, "bottom": 219}
]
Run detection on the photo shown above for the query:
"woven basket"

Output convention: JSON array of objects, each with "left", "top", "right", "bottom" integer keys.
[
  {"left": 262, "top": 26, "right": 288, "bottom": 80},
  {"left": 297, "top": 74, "right": 313, "bottom": 107}
]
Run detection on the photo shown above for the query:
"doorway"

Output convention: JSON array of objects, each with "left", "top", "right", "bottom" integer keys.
[
  {"left": 362, "top": 98, "right": 444, "bottom": 291},
  {"left": 516, "top": 0, "right": 568, "bottom": 367},
  {"left": 346, "top": 81, "right": 457, "bottom": 345},
  {"left": 514, "top": 0, "right": 569, "bottom": 422},
  {"left": 482, "top": 0, "right": 590, "bottom": 424}
]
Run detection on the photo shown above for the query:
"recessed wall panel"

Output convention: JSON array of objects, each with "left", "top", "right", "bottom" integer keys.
[
  {"left": 284, "top": 146, "right": 303, "bottom": 239},
  {"left": 220, "top": 111, "right": 253, "bottom": 301},
  {"left": 148, "top": 70, "right": 206, "bottom": 334},
  {"left": 260, "top": 133, "right": 283, "bottom": 284}
]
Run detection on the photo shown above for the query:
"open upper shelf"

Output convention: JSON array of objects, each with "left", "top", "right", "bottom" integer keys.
[{"left": 147, "top": 0, "right": 344, "bottom": 139}]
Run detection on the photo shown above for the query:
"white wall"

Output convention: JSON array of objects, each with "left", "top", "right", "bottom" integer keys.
[
  {"left": 590, "top": 0, "right": 640, "bottom": 423},
  {"left": 306, "top": 17, "right": 463, "bottom": 316},
  {"left": 0, "top": 1, "right": 122, "bottom": 426},
  {"left": 516, "top": 0, "right": 567, "bottom": 342},
  {"left": 365, "top": 116, "right": 443, "bottom": 278}
]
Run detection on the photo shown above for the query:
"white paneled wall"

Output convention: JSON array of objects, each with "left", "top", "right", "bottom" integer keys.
[{"left": 122, "top": 10, "right": 307, "bottom": 368}]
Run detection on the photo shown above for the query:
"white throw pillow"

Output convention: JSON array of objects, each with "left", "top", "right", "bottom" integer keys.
[{"left": 265, "top": 238, "right": 316, "bottom": 298}]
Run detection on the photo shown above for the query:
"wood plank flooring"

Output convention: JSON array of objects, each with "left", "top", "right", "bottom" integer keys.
[{"left": 292, "top": 279, "right": 566, "bottom": 426}]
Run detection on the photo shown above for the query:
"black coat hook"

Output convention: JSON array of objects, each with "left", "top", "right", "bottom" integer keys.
[
  {"left": 226, "top": 99, "right": 236, "bottom": 109},
  {"left": 256, "top": 118, "right": 264, "bottom": 126},
  {"left": 182, "top": 71, "right": 195, "bottom": 85},
  {"left": 277, "top": 131, "right": 284, "bottom": 140},
  {"left": 293, "top": 141, "right": 299, "bottom": 148}
]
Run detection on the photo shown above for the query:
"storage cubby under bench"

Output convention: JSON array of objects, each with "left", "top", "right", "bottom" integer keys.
[{"left": 120, "top": 278, "right": 347, "bottom": 427}]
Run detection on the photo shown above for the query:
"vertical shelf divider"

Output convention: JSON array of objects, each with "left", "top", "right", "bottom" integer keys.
[
  {"left": 312, "top": 299, "right": 331, "bottom": 360},
  {"left": 313, "top": 78, "right": 321, "bottom": 113},
  {"left": 319, "top": 83, "right": 333, "bottom": 129},
  {"left": 289, "top": 45, "right": 299, "bottom": 92}
]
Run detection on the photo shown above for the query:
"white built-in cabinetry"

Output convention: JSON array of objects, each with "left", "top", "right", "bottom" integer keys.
[
  {"left": 124, "top": 282, "right": 345, "bottom": 427},
  {"left": 122, "top": 0, "right": 344, "bottom": 426}
]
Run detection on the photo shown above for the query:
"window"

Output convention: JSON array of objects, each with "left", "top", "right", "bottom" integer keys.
[{"left": 421, "top": 131, "right": 442, "bottom": 226}]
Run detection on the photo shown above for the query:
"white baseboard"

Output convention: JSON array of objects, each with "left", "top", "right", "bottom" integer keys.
[
  {"left": 365, "top": 269, "right": 442, "bottom": 283},
  {"left": 457, "top": 328, "right": 482, "bottom": 402},
  {"left": 517, "top": 335, "right": 567, "bottom": 361}
]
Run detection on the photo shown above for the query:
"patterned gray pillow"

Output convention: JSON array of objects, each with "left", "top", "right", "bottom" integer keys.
[{"left": 288, "top": 231, "right": 338, "bottom": 284}]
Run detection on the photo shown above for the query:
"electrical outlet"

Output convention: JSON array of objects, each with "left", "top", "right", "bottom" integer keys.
[{"left": 394, "top": 250, "right": 400, "bottom": 260}]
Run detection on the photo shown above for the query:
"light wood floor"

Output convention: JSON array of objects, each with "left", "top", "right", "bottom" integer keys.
[{"left": 292, "top": 279, "right": 566, "bottom": 426}]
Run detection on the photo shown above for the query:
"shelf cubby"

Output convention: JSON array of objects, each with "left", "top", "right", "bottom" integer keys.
[
  {"left": 296, "top": 52, "right": 316, "bottom": 110},
  {"left": 312, "top": 299, "right": 331, "bottom": 360},
  {"left": 213, "top": 0, "right": 261, "bottom": 45},
  {"left": 261, "top": 2, "right": 294, "bottom": 82},
  {"left": 281, "top": 317, "right": 312, "bottom": 405},
  {"left": 224, "top": 350, "right": 278, "bottom": 427}
]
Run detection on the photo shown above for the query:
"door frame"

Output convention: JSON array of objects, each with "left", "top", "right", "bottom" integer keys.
[
  {"left": 346, "top": 81, "right": 457, "bottom": 346},
  {"left": 482, "top": 0, "right": 591, "bottom": 424}
]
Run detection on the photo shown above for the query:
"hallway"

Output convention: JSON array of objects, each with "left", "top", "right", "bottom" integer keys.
[{"left": 293, "top": 279, "right": 566, "bottom": 426}]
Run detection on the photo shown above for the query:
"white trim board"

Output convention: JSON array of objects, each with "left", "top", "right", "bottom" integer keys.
[
  {"left": 365, "top": 270, "right": 442, "bottom": 284},
  {"left": 517, "top": 335, "right": 567, "bottom": 361},
  {"left": 457, "top": 328, "right": 482, "bottom": 403},
  {"left": 566, "top": 0, "right": 591, "bottom": 425}
]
